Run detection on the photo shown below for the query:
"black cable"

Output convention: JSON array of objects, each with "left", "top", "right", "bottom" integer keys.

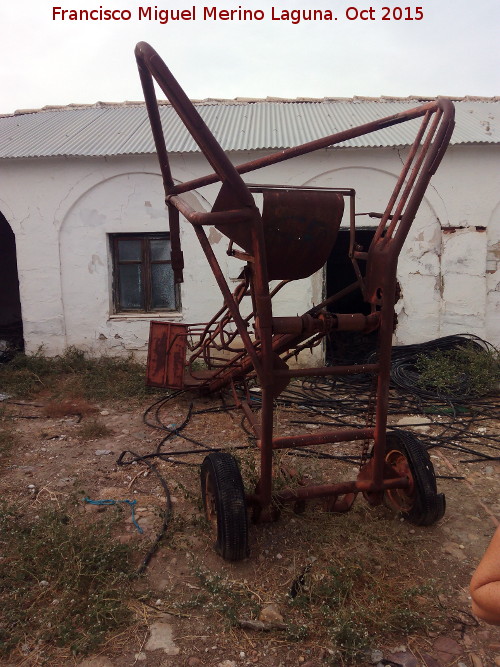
[{"left": 116, "top": 449, "right": 173, "bottom": 575}]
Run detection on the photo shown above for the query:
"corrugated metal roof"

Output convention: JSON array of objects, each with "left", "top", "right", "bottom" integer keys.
[{"left": 0, "top": 98, "right": 498, "bottom": 159}]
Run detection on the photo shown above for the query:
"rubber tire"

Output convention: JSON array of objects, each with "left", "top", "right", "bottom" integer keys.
[
  {"left": 200, "top": 453, "right": 249, "bottom": 561},
  {"left": 385, "top": 429, "right": 445, "bottom": 526}
]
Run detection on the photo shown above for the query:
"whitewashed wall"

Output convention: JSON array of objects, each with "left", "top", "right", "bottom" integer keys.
[{"left": 0, "top": 143, "right": 498, "bottom": 359}]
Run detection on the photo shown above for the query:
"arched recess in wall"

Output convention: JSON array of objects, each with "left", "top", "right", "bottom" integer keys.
[
  {"left": 59, "top": 171, "right": 211, "bottom": 353},
  {"left": 0, "top": 211, "right": 24, "bottom": 353},
  {"left": 485, "top": 199, "right": 500, "bottom": 345},
  {"left": 302, "top": 165, "right": 443, "bottom": 345}
]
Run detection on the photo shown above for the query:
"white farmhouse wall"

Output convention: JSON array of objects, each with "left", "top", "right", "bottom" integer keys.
[
  {"left": 0, "top": 143, "right": 498, "bottom": 359},
  {"left": 486, "top": 202, "right": 500, "bottom": 342}
]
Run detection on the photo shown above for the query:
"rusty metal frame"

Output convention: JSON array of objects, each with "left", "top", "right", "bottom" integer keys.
[{"left": 137, "top": 42, "right": 455, "bottom": 517}]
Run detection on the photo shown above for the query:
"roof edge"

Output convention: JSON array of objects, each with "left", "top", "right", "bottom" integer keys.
[{"left": 3, "top": 95, "right": 499, "bottom": 119}]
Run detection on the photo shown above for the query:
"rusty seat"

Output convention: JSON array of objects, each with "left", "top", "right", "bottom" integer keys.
[
  {"left": 211, "top": 183, "right": 345, "bottom": 281},
  {"left": 256, "top": 188, "right": 344, "bottom": 280}
]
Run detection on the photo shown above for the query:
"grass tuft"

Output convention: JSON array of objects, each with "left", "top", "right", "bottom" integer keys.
[
  {"left": 283, "top": 506, "right": 439, "bottom": 664},
  {"left": 416, "top": 343, "right": 500, "bottom": 397},
  {"left": 175, "top": 566, "right": 259, "bottom": 628},
  {"left": 78, "top": 419, "right": 112, "bottom": 441},
  {"left": 0, "top": 347, "right": 157, "bottom": 401},
  {"left": 0, "top": 503, "right": 134, "bottom": 658},
  {"left": 0, "top": 427, "right": 17, "bottom": 458}
]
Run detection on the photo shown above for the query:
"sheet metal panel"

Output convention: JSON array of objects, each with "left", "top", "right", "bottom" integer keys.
[
  {"left": 0, "top": 99, "right": 498, "bottom": 159},
  {"left": 146, "top": 321, "right": 187, "bottom": 389}
]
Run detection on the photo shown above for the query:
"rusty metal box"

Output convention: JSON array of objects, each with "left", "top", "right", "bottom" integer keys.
[{"left": 146, "top": 321, "right": 187, "bottom": 389}]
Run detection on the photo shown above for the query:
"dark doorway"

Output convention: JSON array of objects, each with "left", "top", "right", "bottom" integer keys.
[
  {"left": 0, "top": 213, "right": 24, "bottom": 356},
  {"left": 326, "top": 228, "right": 377, "bottom": 363}
]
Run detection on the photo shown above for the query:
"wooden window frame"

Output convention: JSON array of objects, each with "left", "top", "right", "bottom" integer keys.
[{"left": 110, "top": 233, "right": 180, "bottom": 314}]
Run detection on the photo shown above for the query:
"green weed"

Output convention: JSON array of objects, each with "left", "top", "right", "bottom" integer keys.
[
  {"left": 0, "top": 503, "right": 133, "bottom": 658},
  {"left": 0, "top": 347, "right": 157, "bottom": 401},
  {"left": 282, "top": 506, "right": 439, "bottom": 664},
  {"left": 286, "top": 623, "right": 309, "bottom": 641},
  {"left": 190, "top": 566, "right": 259, "bottom": 626},
  {"left": 416, "top": 343, "right": 500, "bottom": 397}
]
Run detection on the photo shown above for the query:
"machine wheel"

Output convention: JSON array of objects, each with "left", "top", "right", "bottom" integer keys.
[
  {"left": 200, "top": 452, "right": 249, "bottom": 561},
  {"left": 385, "top": 430, "right": 445, "bottom": 526}
]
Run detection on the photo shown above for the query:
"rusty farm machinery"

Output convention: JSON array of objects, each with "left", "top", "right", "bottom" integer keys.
[{"left": 136, "top": 42, "right": 454, "bottom": 560}]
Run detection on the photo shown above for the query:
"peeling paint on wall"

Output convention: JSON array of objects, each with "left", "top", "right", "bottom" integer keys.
[
  {"left": 208, "top": 228, "right": 223, "bottom": 245},
  {"left": 0, "top": 147, "right": 498, "bottom": 357},
  {"left": 88, "top": 254, "right": 104, "bottom": 274},
  {"left": 440, "top": 228, "right": 488, "bottom": 338}
]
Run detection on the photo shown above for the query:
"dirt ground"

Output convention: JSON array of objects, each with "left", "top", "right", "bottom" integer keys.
[{"left": 1, "top": 384, "right": 499, "bottom": 667}]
